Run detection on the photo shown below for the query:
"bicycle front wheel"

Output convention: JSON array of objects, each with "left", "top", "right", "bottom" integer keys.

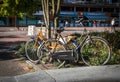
[
  {"left": 37, "top": 39, "right": 66, "bottom": 69},
  {"left": 81, "top": 37, "right": 111, "bottom": 66},
  {"left": 25, "top": 39, "right": 39, "bottom": 63}
]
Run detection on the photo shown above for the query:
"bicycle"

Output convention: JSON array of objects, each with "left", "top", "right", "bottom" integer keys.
[
  {"left": 74, "top": 28, "right": 111, "bottom": 66},
  {"left": 25, "top": 26, "right": 77, "bottom": 64},
  {"left": 25, "top": 27, "right": 44, "bottom": 63},
  {"left": 37, "top": 27, "right": 79, "bottom": 69},
  {"left": 37, "top": 27, "right": 111, "bottom": 69}
]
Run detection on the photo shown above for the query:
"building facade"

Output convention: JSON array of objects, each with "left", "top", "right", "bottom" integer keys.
[
  {"left": 60, "top": 0, "right": 120, "bottom": 27},
  {"left": 0, "top": 0, "right": 119, "bottom": 27}
]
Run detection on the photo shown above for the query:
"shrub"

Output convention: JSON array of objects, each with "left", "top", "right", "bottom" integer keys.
[
  {"left": 18, "top": 43, "right": 26, "bottom": 56},
  {"left": 82, "top": 31, "right": 120, "bottom": 65},
  {"left": 90, "top": 31, "right": 120, "bottom": 52}
]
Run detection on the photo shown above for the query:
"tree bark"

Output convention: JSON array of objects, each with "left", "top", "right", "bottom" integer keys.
[
  {"left": 41, "top": 0, "right": 61, "bottom": 38},
  {"left": 41, "top": 0, "right": 51, "bottom": 39},
  {"left": 52, "top": 0, "right": 61, "bottom": 38}
]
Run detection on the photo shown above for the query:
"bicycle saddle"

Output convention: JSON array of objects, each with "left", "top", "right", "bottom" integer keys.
[{"left": 56, "top": 27, "right": 64, "bottom": 33}]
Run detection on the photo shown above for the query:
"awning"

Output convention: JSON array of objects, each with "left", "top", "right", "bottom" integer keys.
[
  {"left": 84, "top": 12, "right": 109, "bottom": 20},
  {"left": 60, "top": 11, "right": 78, "bottom": 17},
  {"left": 34, "top": 11, "right": 78, "bottom": 17},
  {"left": 85, "top": 15, "right": 109, "bottom": 20}
]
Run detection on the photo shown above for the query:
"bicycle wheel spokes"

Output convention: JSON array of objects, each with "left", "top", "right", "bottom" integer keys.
[
  {"left": 25, "top": 39, "right": 39, "bottom": 63},
  {"left": 37, "top": 40, "right": 66, "bottom": 69},
  {"left": 81, "top": 38, "right": 110, "bottom": 66}
]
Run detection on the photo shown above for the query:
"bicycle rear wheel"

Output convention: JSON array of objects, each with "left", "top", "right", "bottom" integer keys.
[
  {"left": 25, "top": 39, "right": 39, "bottom": 63},
  {"left": 81, "top": 37, "right": 111, "bottom": 66},
  {"left": 37, "top": 39, "right": 66, "bottom": 69}
]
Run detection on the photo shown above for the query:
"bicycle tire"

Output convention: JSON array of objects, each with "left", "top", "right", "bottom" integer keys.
[
  {"left": 81, "top": 37, "right": 111, "bottom": 66},
  {"left": 37, "top": 39, "right": 66, "bottom": 69},
  {"left": 25, "top": 39, "right": 39, "bottom": 63}
]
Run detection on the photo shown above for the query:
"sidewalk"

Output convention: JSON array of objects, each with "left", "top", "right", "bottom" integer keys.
[
  {"left": 1, "top": 27, "right": 120, "bottom": 37},
  {"left": 0, "top": 65, "right": 120, "bottom": 82},
  {"left": 0, "top": 30, "right": 31, "bottom": 76}
]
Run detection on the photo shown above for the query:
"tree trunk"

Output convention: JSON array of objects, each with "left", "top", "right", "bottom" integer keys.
[
  {"left": 41, "top": 0, "right": 61, "bottom": 38},
  {"left": 41, "top": 0, "right": 51, "bottom": 39},
  {"left": 52, "top": 0, "right": 61, "bottom": 38}
]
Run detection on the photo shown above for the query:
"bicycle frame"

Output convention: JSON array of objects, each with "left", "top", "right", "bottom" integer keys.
[
  {"left": 33, "top": 27, "right": 77, "bottom": 50},
  {"left": 75, "top": 28, "right": 92, "bottom": 50},
  {"left": 29, "top": 35, "right": 42, "bottom": 49},
  {"left": 53, "top": 29, "right": 77, "bottom": 50}
]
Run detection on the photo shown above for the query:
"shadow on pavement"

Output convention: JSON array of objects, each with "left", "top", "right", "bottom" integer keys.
[
  {"left": 0, "top": 41, "right": 26, "bottom": 60},
  {"left": 0, "top": 35, "right": 22, "bottom": 38},
  {"left": 0, "top": 52, "right": 17, "bottom": 60}
]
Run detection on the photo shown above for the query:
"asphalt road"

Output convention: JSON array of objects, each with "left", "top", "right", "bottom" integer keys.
[{"left": 0, "top": 30, "right": 30, "bottom": 76}]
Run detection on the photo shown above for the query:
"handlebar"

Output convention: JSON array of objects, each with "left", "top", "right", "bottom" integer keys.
[{"left": 55, "top": 27, "right": 64, "bottom": 34}]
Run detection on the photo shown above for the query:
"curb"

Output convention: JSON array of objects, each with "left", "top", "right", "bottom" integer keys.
[
  {"left": 0, "top": 65, "right": 120, "bottom": 82},
  {"left": 15, "top": 51, "right": 41, "bottom": 72},
  {"left": 25, "top": 60, "right": 41, "bottom": 72}
]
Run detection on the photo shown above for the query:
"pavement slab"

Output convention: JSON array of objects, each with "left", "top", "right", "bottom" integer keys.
[
  {"left": 0, "top": 77, "right": 16, "bottom": 82},
  {"left": 15, "top": 71, "right": 55, "bottom": 82},
  {"left": 46, "top": 65, "right": 120, "bottom": 82}
]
